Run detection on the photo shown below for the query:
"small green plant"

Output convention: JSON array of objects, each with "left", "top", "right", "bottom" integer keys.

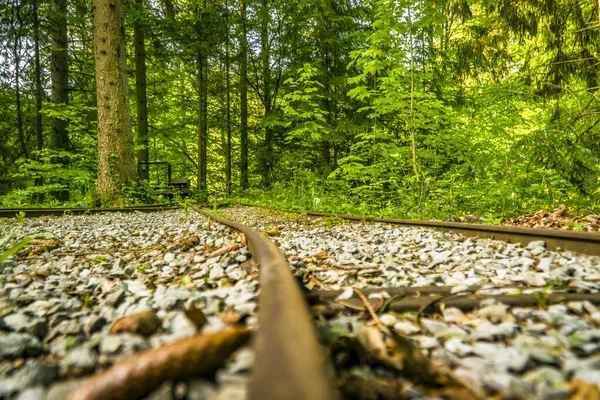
[
  {"left": 81, "top": 292, "right": 94, "bottom": 309},
  {"left": 0, "top": 233, "right": 46, "bottom": 263},
  {"left": 92, "top": 255, "right": 108, "bottom": 262},
  {"left": 14, "top": 211, "right": 26, "bottom": 222},
  {"left": 181, "top": 276, "right": 192, "bottom": 287},
  {"left": 534, "top": 284, "right": 555, "bottom": 308},
  {"left": 179, "top": 197, "right": 193, "bottom": 217}
]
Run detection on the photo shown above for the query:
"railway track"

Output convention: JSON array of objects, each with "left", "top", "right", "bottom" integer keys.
[
  {"left": 1, "top": 203, "right": 600, "bottom": 399},
  {"left": 0, "top": 204, "right": 180, "bottom": 218},
  {"left": 233, "top": 202, "right": 600, "bottom": 256}
]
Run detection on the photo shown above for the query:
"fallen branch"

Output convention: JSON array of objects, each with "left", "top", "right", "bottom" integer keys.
[{"left": 68, "top": 327, "right": 251, "bottom": 400}]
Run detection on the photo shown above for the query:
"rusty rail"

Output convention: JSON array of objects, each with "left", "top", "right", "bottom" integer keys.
[
  {"left": 192, "top": 206, "right": 337, "bottom": 400},
  {"left": 234, "top": 202, "right": 600, "bottom": 256},
  {"left": 0, "top": 204, "right": 181, "bottom": 218}
]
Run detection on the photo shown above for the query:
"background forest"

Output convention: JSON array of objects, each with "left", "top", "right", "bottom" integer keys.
[{"left": 1, "top": 0, "right": 599, "bottom": 219}]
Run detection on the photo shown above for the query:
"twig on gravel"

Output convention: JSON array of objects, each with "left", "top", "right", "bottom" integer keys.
[
  {"left": 355, "top": 288, "right": 384, "bottom": 328},
  {"left": 67, "top": 327, "right": 251, "bottom": 400}
]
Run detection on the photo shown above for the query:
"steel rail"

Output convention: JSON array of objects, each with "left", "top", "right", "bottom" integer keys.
[
  {"left": 0, "top": 204, "right": 181, "bottom": 218},
  {"left": 233, "top": 202, "right": 600, "bottom": 256},
  {"left": 192, "top": 206, "right": 337, "bottom": 400},
  {"left": 314, "top": 290, "right": 600, "bottom": 314}
]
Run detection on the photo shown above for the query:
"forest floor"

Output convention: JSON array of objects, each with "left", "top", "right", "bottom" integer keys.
[
  {"left": 500, "top": 205, "right": 600, "bottom": 232},
  {"left": 0, "top": 207, "right": 599, "bottom": 399}
]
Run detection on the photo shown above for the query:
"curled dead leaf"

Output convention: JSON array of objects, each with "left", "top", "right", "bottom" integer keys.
[
  {"left": 184, "top": 306, "right": 208, "bottom": 331},
  {"left": 110, "top": 310, "right": 162, "bottom": 337},
  {"left": 180, "top": 235, "right": 200, "bottom": 251},
  {"left": 266, "top": 227, "right": 280, "bottom": 237},
  {"left": 68, "top": 327, "right": 251, "bottom": 400},
  {"left": 311, "top": 250, "right": 330, "bottom": 260},
  {"left": 208, "top": 243, "right": 239, "bottom": 259},
  {"left": 570, "top": 380, "right": 600, "bottom": 400}
]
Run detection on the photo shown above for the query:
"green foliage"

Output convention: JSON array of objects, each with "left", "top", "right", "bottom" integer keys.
[
  {"left": 282, "top": 63, "right": 330, "bottom": 143},
  {"left": 0, "top": 233, "right": 46, "bottom": 263},
  {"left": 1, "top": 0, "right": 599, "bottom": 219}
]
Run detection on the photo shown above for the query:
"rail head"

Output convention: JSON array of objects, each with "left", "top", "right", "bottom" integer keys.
[
  {"left": 192, "top": 206, "right": 337, "bottom": 400},
  {"left": 232, "top": 203, "right": 600, "bottom": 257}
]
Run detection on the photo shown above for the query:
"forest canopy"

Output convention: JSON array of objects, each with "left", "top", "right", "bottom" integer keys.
[{"left": 1, "top": 0, "right": 599, "bottom": 217}]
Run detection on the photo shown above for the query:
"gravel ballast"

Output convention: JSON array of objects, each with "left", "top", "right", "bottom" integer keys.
[
  {"left": 1, "top": 206, "right": 600, "bottom": 399},
  {"left": 0, "top": 210, "right": 254, "bottom": 399}
]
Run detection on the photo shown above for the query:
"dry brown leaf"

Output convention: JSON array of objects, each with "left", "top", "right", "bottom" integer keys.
[
  {"left": 180, "top": 235, "right": 199, "bottom": 251},
  {"left": 68, "top": 327, "right": 251, "bottom": 400},
  {"left": 184, "top": 306, "right": 208, "bottom": 331},
  {"left": 110, "top": 310, "right": 162, "bottom": 337},
  {"left": 570, "top": 380, "right": 600, "bottom": 400},
  {"left": 358, "top": 326, "right": 454, "bottom": 387},
  {"left": 305, "top": 275, "right": 324, "bottom": 290},
  {"left": 336, "top": 297, "right": 384, "bottom": 312},
  {"left": 208, "top": 243, "right": 239, "bottom": 259},
  {"left": 240, "top": 259, "right": 257, "bottom": 274},
  {"left": 266, "top": 227, "right": 280, "bottom": 237},
  {"left": 311, "top": 250, "right": 330, "bottom": 260},
  {"left": 429, "top": 386, "right": 479, "bottom": 400},
  {"left": 28, "top": 238, "right": 63, "bottom": 254}
]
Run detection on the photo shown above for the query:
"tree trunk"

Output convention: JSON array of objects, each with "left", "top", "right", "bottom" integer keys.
[
  {"left": 92, "top": 0, "right": 136, "bottom": 206},
  {"left": 225, "top": 0, "right": 231, "bottom": 195},
  {"left": 33, "top": 0, "right": 43, "bottom": 154},
  {"left": 196, "top": 0, "right": 208, "bottom": 192},
  {"left": 13, "top": 6, "right": 27, "bottom": 160},
  {"left": 239, "top": 0, "right": 248, "bottom": 189},
  {"left": 259, "top": 0, "right": 272, "bottom": 187},
  {"left": 134, "top": 0, "right": 149, "bottom": 180},
  {"left": 32, "top": 0, "right": 44, "bottom": 193},
  {"left": 50, "top": 0, "right": 69, "bottom": 151},
  {"left": 196, "top": 50, "right": 208, "bottom": 191},
  {"left": 50, "top": 0, "right": 70, "bottom": 201}
]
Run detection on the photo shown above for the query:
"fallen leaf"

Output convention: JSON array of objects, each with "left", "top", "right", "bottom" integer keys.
[
  {"left": 358, "top": 326, "right": 455, "bottom": 387},
  {"left": 111, "top": 310, "right": 162, "bottom": 337},
  {"left": 266, "top": 227, "right": 280, "bottom": 237},
  {"left": 180, "top": 235, "right": 199, "bottom": 251},
  {"left": 208, "top": 243, "right": 239, "bottom": 259},
  {"left": 570, "top": 380, "right": 600, "bottom": 400},
  {"left": 68, "top": 327, "right": 251, "bottom": 400},
  {"left": 240, "top": 259, "right": 257, "bottom": 274},
  {"left": 311, "top": 250, "right": 330, "bottom": 260},
  {"left": 28, "top": 238, "right": 63, "bottom": 254},
  {"left": 184, "top": 306, "right": 208, "bottom": 331},
  {"left": 336, "top": 297, "right": 384, "bottom": 312}
]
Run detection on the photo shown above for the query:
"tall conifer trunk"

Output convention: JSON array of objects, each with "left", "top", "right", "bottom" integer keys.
[
  {"left": 225, "top": 0, "right": 231, "bottom": 195},
  {"left": 33, "top": 0, "right": 44, "bottom": 192},
  {"left": 259, "top": 0, "right": 272, "bottom": 187},
  {"left": 50, "top": 0, "right": 69, "bottom": 151},
  {"left": 239, "top": 0, "right": 248, "bottom": 189},
  {"left": 92, "top": 0, "right": 136, "bottom": 206},
  {"left": 134, "top": 0, "right": 149, "bottom": 180},
  {"left": 196, "top": 0, "right": 208, "bottom": 192}
]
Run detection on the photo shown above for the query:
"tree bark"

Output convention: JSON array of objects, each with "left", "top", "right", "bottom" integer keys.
[
  {"left": 196, "top": 1, "right": 208, "bottom": 192},
  {"left": 33, "top": 0, "right": 43, "bottom": 154},
  {"left": 196, "top": 51, "right": 208, "bottom": 191},
  {"left": 134, "top": 0, "right": 149, "bottom": 180},
  {"left": 259, "top": 0, "right": 272, "bottom": 187},
  {"left": 225, "top": 0, "right": 231, "bottom": 195},
  {"left": 92, "top": 0, "right": 136, "bottom": 206},
  {"left": 50, "top": 0, "right": 69, "bottom": 151},
  {"left": 32, "top": 0, "right": 44, "bottom": 192},
  {"left": 239, "top": 0, "right": 248, "bottom": 189},
  {"left": 13, "top": 6, "right": 28, "bottom": 160}
]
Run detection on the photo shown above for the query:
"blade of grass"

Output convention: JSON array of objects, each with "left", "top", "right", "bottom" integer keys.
[{"left": 0, "top": 233, "right": 46, "bottom": 263}]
